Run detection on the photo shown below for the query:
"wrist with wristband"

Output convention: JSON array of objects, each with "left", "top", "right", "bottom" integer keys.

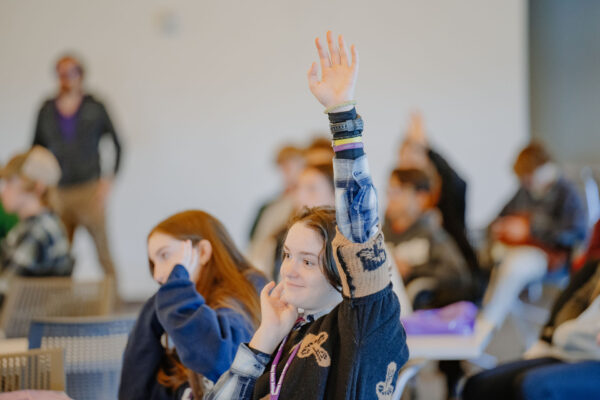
[
  {"left": 329, "top": 116, "right": 363, "bottom": 133},
  {"left": 327, "top": 107, "right": 365, "bottom": 159}
]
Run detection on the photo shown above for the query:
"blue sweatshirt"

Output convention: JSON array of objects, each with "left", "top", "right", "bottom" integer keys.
[{"left": 119, "top": 265, "right": 266, "bottom": 400}]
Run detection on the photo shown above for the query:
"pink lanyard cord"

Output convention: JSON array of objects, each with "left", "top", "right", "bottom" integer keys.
[{"left": 269, "top": 317, "right": 306, "bottom": 399}]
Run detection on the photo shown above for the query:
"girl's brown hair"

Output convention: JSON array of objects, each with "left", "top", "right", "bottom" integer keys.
[
  {"left": 147, "top": 210, "right": 263, "bottom": 394},
  {"left": 286, "top": 206, "right": 341, "bottom": 290}
]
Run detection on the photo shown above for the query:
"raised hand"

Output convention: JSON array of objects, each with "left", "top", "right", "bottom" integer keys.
[
  {"left": 406, "top": 111, "right": 428, "bottom": 147},
  {"left": 308, "top": 31, "right": 358, "bottom": 111},
  {"left": 249, "top": 281, "right": 299, "bottom": 354}
]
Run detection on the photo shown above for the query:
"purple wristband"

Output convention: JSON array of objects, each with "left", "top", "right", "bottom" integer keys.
[{"left": 333, "top": 142, "right": 364, "bottom": 152}]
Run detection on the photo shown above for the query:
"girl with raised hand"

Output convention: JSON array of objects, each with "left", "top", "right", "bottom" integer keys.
[
  {"left": 205, "top": 31, "right": 409, "bottom": 400},
  {"left": 119, "top": 210, "right": 267, "bottom": 400}
]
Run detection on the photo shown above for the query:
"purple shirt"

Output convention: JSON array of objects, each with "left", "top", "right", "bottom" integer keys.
[{"left": 54, "top": 102, "right": 78, "bottom": 142}]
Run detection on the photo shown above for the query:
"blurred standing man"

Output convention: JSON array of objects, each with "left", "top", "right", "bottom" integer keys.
[{"left": 32, "top": 55, "right": 122, "bottom": 291}]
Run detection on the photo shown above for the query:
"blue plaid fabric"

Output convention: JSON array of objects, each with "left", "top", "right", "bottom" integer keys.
[{"left": 334, "top": 155, "right": 379, "bottom": 243}]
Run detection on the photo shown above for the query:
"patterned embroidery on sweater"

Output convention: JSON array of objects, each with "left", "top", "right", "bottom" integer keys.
[
  {"left": 297, "top": 332, "right": 331, "bottom": 367},
  {"left": 336, "top": 246, "right": 356, "bottom": 296},
  {"left": 375, "top": 361, "right": 397, "bottom": 400},
  {"left": 356, "top": 242, "right": 387, "bottom": 271}
]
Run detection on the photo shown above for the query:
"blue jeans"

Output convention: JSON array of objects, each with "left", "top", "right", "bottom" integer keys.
[
  {"left": 463, "top": 358, "right": 600, "bottom": 400},
  {"left": 519, "top": 360, "right": 600, "bottom": 400}
]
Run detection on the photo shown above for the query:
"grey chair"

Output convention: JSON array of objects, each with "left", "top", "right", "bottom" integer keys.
[
  {"left": 28, "top": 315, "right": 136, "bottom": 400},
  {"left": 0, "top": 277, "right": 115, "bottom": 338},
  {"left": 0, "top": 348, "right": 65, "bottom": 392}
]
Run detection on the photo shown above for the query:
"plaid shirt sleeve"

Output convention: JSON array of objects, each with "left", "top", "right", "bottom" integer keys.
[
  {"left": 334, "top": 155, "right": 379, "bottom": 243},
  {"left": 203, "top": 343, "right": 270, "bottom": 400},
  {"left": 1, "top": 221, "right": 39, "bottom": 272},
  {"left": 329, "top": 107, "right": 379, "bottom": 244},
  {"left": 1, "top": 213, "right": 72, "bottom": 276}
]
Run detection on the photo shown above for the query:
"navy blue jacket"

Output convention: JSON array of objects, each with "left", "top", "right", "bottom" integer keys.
[{"left": 119, "top": 265, "right": 266, "bottom": 400}]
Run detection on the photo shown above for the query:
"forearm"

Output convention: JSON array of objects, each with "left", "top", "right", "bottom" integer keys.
[
  {"left": 330, "top": 108, "right": 379, "bottom": 243},
  {"left": 203, "top": 343, "right": 270, "bottom": 400},
  {"left": 156, "top": 265, "right": 254, "bottom": 381}
]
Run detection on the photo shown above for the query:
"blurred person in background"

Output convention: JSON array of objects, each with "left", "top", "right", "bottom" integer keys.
[
  {"left": 0, "top": 146, "right": 73, "bottom": 283},
  {"left": 268, "top": 162, "right": 336, "bottom": 280},
  {"left": 398, "top": 112, "right": 482, "bottom": 300},
  {"left": 294, "top": 162, "right": 335, "bottom": 210},
  {"left": 304, "top": 136, "right": 334, "bottom": 166},
  {"left": 247, "top": 144, "right": 305, "bottom": 277},
  {"left": 32, "top": 54, "right": 122, "bottom": 290},
  {"left": 463, "top": 258, "right": 600, "bottom": 400},
  {"left": 483, "top": 142, "right": 587, "bottom": 328},
  {"left": 248, "top": 139, "right": 336, "bottom": 281},
  {"left": 384, "top": 167, "right": 473, "bottom": 399},
  {"left": 384, "top": 168, "right": 473, "bottom": 310}
]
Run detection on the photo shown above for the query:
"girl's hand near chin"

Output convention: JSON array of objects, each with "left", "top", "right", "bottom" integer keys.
[{"left": 249, "top": 281, "right": 298, "bottom": 354}]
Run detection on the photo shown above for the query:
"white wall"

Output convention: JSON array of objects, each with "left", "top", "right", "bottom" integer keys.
[{"left": 0, "top": 0, "right": 528, "bottom": 300}]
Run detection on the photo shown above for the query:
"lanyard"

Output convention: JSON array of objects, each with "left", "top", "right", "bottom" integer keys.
[{"left": 269, "top": 335, "right": 301, "bottom": 400}]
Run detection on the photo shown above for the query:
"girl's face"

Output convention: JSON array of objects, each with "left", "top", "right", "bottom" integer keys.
[
  {"left": 294, "top": 168, "right": 335, "bottom": 209},
  {"left": 280, "top": 222, "right": 341, "bottom": 313},
  {"left": 148, "top": 232, "right": 201, "bottom": 284}
]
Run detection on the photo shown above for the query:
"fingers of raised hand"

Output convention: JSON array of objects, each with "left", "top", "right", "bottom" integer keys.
[
  {"left": 350, "top": 44, "right": 358, "bottom": 70},
  {"left": 307, "top": 62, "right": 319, "bottom": 86},
  {"left": 338, "top": 35, "right": 349, "bottom": 66},
  {"left": 315, "top": 37, "right": 331, "bottom": 71},
  {"left": 327, "top": 31, "right": 341, "bottom": 65}
]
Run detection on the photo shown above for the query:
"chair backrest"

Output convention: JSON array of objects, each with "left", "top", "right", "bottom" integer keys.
[
  {"left": 0, "top": 277, "right": 115, "bottom": 338},
  {"left": 0, "top": 348, "right": 65, "bottom": 392},
  {"left": 28, "top": 316, "right": 136, "bottom": 400}
]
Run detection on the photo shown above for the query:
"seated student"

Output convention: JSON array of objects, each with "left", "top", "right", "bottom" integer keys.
[
  {"left": 398, "top": 112, "right": 481, "bottom": 295},
  {"left": 247, "top": 145, "right": 305, "bottom": 276},
  {"left": 540, "top": 247, "right": 600, "bottom": 346},
  {"left": 572, "top": 218, "right": 600, "bottom": 272},
  {"left": 384, "top": 168, "right": 473, "bottom": 309},
  {"left": 248, "top": 142, "right": 334, "bottom": 280},
  {"left": 304, "top": 136, "right": 335, "bottom": 166},
  {"left": 0, "top": 146, "right": 73, "bottom": 277},
  {"left": 483, "top": 142, "right": 587, "bottom": 327},
  {"left": 462, "top": 260, "right": 600, "bottom": 400},
  {"left": 119, "top": 210, "right": 267, "bottom": 400},
  {"left": 384, "top": 168, "right": 472, "bottom": 399},
  {"left": 270, "top": 162, "right": 336, "bottom": 281},
  {"left": 294, "top": 162, "right": 335, "bottom": 210},
  {"left": 204, "top": 31, "right": 408, "bottom": 400}
]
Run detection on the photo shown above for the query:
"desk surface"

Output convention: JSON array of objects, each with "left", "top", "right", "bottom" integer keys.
[
  {"left": 0, "top": 338, "right": 29, "bottom": 355},
  {"left": 407, "top": 317, "right": 495, "bottom": 360}
]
